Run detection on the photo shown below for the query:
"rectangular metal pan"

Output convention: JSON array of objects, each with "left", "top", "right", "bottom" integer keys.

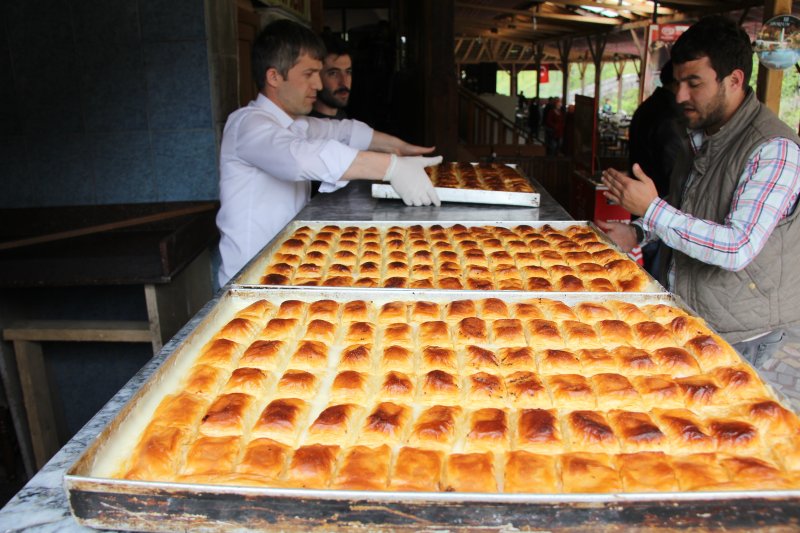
[
  {"left": 231, "top": 219, "right": 665, "bottom": 293},
  {"left": 371, "top": 182, "right": 541, "bottom": 207},
  {"left": 65, "top": 288, "right": 800, "bottom": 532},
  {"left": 370, "top": 162, "right": 541, "bottom": 207}
]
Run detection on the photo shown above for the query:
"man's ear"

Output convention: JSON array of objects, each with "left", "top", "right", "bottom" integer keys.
[
  {"left": 727, "top": 68, "right": 746, "bottom": 91},
  {"left": 265, "top": 67, "right": 282, "bottom": 89}
]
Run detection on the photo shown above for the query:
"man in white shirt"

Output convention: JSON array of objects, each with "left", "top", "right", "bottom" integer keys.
[{"left": 217, "top": 19, "right": 440, "bottom": 285}]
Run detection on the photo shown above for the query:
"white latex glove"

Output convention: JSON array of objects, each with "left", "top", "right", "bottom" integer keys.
[{"left": 383, "top": 154, "right": 442, "bottom": 207}]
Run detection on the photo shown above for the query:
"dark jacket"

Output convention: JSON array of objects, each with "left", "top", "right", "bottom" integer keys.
[{"left": 628, "top": 87, "right": 689, "bottom": 197}]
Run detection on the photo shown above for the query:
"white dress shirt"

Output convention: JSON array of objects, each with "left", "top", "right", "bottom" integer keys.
[{"left": 216, "top": 94, "right": 374, "bottom": 284}]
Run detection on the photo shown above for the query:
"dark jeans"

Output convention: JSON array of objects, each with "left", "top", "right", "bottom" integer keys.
[{"left": 732, "top": 329, "right": 786, "bottom": 369}]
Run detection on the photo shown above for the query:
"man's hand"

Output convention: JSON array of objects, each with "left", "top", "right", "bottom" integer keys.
[
  {"left": 596, "top": 220, "right": 638, "bottom": 253},
  {"left": 384, "top": 155, "right": 442, "bottom": 206},
  {"left": 600, "top": 164, "right": 659, "bottom": 217}
]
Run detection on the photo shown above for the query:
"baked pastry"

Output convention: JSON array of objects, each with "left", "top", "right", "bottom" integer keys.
[
  {"left": 257, "top": 223, "right": 651, "bottom": 291},
  {"left": 115, "top": 295, "right": 800, "bottom": 495}
]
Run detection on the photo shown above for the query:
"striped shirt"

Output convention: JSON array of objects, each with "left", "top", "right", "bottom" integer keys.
[{"left": 637, "top": 130, "right": 800, "bottom": 290}]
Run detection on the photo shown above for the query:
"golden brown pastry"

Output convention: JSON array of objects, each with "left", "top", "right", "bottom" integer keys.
[
  {"left": 465, "top": 373, "right": 506, "bottom": 406},
  {"left": 421, "top": 346, "right": 458, "bottom": 373},
  {"left": 222, "top": 367, "right": 272, "bottom": 399},
  {"left": 590, "top": 373, "right": 640, "bottom": 409},
  {"left": 419, "top": 370, "right": 461, "bottom": 404},
  {"left": 383, "top": 322, "right": 415, "bottom": 348},
  {"left": 380, "top": 345, "right": 415, "bottom": 373},
  {"left": 565, "top": 410, "right": 619, "bottom": 453},
  {"left": 546, "top": 374, "right": 596, "bottom": 409},
  {"left": 632, "top": 375, "right": 682, "bottom": 409},
  {"left": 330, "top": 370, "right": 371, "bottom": 404},
  {"left": 276, "top": 369, "right": 319, "bottom": 400},
  {"left": 671, "top": 453, "right": 730, "bottom": 491},
  {"left": 491, "top": 319, "right": 526, "bottom": 346},
  {"left": 195, "top": 339, "right": 242, "bottom": 370},
  {"left": 181, "top": 435, "right": 241, "bottom": 476},
  {"left": 332, "top": 445, "right": 391, "bottom": 490},
  {"left": 199, "top": 393, "right": 258, "bottom": 437},
  {"left": 443, "top": 452, "right": 497, "bottom": 492},
  {"left": 608, "top": 411, "right": 666, "bottom": 453},
  {"left": 504, "top": 451, "right": 559, "bottom": 493},
  {"left": 389, "top": 447, "right": 443, "bottom": 491},
  {"left": 651, "top": 408, "right": 714, "bottom": 453},
  {"left": 237, "top": 438, "right": 290, "bottom": 479},
  {"left": 409, "top": 404, "right": 463, "bottom": 450},
  {"left": 284, "top": 444, "right": 340, "bottom": 488},
  {"left": 464, "top": 407, "right": 508, "bottom": 452},
  {"left": 288, "top": 340, "right": 329, "bottom": 370},
  {"left": 559, "top": 453, "right": 622, "bottom": 493},
  {"left": 306, "top": 404, "right": 363, "bottom": 445},
  {"left": 538, "top": 348, "right": 581, "bottom": 374},
  {"left": 339, "top": 344, "right": 373, "bottom": 372},
  {"left": 515, "top": 408, "right": 562, "bottom": 453},
  {"left": 616, "top": 452, "right": 678, "bottom": 492},
  {"left": 359, "top": 403, "right": 411, "bottom": 447}
]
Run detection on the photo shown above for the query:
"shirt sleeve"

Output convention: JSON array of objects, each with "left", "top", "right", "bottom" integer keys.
[
  {"left": 233, "top": 112, "right": 373, "bottom": 188},
  {"left": 639, "top": 138, "right": 800, "bottom": 271}
]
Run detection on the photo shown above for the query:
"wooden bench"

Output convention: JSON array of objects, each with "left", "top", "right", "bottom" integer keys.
[
  {"left": 1, "top": 248, "right": 213, "bottom": 470},
  {"left": 3, "top": 321, "right": 153, "bottom": 468}
]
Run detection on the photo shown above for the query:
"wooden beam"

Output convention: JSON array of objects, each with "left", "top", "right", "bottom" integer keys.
[
  {"left": 756, "top": 0, "right": 793, "bottom": 114},
  {"left": 541, "top": 0, "right": 674, "bottom": 15}
]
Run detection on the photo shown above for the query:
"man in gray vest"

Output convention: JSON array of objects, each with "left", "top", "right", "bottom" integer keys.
[{"left": 598, "top": 16, "right": 800, "bottom": 369}]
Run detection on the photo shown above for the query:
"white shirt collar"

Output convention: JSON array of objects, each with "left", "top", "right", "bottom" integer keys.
[{"left": 254, "top": 93, "right": 294, "bottom": 128}]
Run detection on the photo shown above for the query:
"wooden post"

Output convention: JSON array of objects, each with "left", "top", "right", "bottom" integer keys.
[
  {"left": 534, "top": 43, "right": 544, "bottom": 98},
  {"left": 557, "top": 38, "right": 572, "bottom": 104},
  {"left": 577, "top": 54, "right": 588, "bottom": 96},
  {"left": 613, "top": 56, "right": 627, "bottom": 113},
  {"left": 756, "top": 0, "right": 792, "bottom": 114},
  {"left": 587, "top": 34, "right": 608, "bottom": 106},
  {"left": 511, "top": 64, "right": 518, "bottom": 100}
]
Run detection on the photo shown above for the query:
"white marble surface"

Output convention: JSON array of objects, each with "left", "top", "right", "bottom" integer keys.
[
  {"left": 0, "top": 177, "right": 571, "bottom": 532},
  {"left": 297, "top": 179, "right": 572, "bottom": 222}
]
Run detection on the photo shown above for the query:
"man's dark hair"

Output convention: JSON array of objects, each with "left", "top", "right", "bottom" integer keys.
[
  {"left": 671, "top": 15, "right": 753, "bottom": 84},
  {"left": 252, "top": 19, "right": 326, "bottom": 91},
  {"left": 321, "top": 32, "right": 350, "bottom": 58},
  {"left": 659, "top": 60, "right": 674, "bottom": 86}
]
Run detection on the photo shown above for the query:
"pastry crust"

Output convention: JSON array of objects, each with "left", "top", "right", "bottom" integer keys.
[{"left": 118, "top": 295, "right": 800, "bottom": 494}]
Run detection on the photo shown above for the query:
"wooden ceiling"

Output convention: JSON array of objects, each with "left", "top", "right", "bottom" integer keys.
[{"left": 453, "top": 0, "right": 785, "bottom": 68}]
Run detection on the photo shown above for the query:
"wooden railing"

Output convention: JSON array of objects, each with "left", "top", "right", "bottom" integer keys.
[{"left": 458, "top": 86, "right": 531, "bottom": 146}]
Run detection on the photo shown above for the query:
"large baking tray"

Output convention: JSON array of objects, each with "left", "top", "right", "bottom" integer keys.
[
  {"left": 232, "top": 220, "right": 665, "bottom": 293},
  {"left": 371, "top": 182, "right": 541, "bottom": 207},
  {"left": 65, "top": 288, "right": 800, "bottom": 532},
  {"left": 370, "top": 163, "right": 540, "bottom": 207}
]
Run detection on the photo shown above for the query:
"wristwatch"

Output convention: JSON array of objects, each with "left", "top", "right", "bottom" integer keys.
[{"left": 632, "top": 223, "right": 645, "bottom": 245}]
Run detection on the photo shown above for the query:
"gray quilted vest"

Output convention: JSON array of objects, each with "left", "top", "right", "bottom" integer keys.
[{"left": 667, "top": 90, "right": 800, "bottom": 343}]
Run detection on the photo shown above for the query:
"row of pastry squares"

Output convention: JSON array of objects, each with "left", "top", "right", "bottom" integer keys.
[
  {"left": 265, "top": 225, "right": 647, "bottom": 290},
  {"left": 204, "top": 298, "right": 738, "bottom": 371},
  {"left": 272, "top": 224, "right": 629, "bottom": 266},
  {"left": 149, "top": 443, "right": 800, "bottom": 493},
  {"left": 126, "top": 397, "right": 800, "bottom": 491}
]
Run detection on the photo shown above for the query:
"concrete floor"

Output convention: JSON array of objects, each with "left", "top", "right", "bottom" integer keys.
[{"left": 761, "top": 326, "right": 800, "bottom": 411}]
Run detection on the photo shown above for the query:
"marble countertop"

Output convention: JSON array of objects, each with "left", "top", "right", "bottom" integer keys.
[
  {"left": 0, "top": 177, "right": 571, "bottom": 532},
  {"left": 297, "top": 179, "right": 571, "bottom": 222}
]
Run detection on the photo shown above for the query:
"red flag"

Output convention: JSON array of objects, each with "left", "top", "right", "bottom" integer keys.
[{"left": 539, "top": 65, "right": 549, "bottom": 83}]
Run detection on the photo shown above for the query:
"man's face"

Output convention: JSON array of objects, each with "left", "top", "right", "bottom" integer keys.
[
  {"left": 318, "top": 53, "right": 352, "bottom": 109},
  {"left": 271, "top": 53, "right": 323, "bottom": 118},
  {"left": 673, "top": 56, "right": 730, "bottom": 132}
]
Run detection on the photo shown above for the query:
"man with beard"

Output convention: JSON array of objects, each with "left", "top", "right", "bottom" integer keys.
[
  {"left": 597, "top": 16, "right": 800, "bottom": 369},
  {"left": 217, "top": 20, "right": 440, "bottom": 286},
  {"left": 309, "top": 33, "right": 352, "bottom": 120}
]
